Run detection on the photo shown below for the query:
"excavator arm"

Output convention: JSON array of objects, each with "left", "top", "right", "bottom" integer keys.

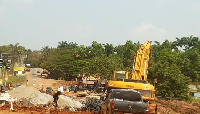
[{"left": 131, "top": 40, "right": 151, "bottom": 81}]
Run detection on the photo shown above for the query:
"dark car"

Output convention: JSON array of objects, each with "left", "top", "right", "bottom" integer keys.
[{"left": 46, "top": 87, "right": 53, "bottom": 95}]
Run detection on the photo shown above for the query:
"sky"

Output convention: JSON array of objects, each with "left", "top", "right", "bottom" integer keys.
[{"left": 0, "top": 0, "right": 200, "bottom": 50}]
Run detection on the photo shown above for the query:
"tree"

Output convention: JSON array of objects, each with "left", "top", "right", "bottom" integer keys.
[
  {"left": 149, "top": 47, "right": 191, "bottom": 99},
  {"left": 155, "top": 63, "right": 190, "bottom": 99},
  {"left": 115, "top": 40, "right": 138, "bottom": 72},
  {"left": 88, "top": 41, "right": 104, "bottom": 57},
  {"left": 28, "top": 51, "right": 42, "bottom": 67},
  {"left": 86, "top": 55, "right": 123, "bottom": 79},
  {"left": 57, "top": 41, "right": 77, "bottom": 49},
  {"left": 103, "top": 43, "right": 114, "bottom": 57}
]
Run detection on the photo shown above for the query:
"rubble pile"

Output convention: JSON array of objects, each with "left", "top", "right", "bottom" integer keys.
[
  {"left": 8, "top": 85, "right": 53, "bottom": 106},
  {"left": 58, "top": 95, "right": 83, "bottom": 110},
  {"left": 29, "top": 92, "right": 53, "bottom": 105},
  {"left": 8, "top": 85, "right": 41, "bottom": 100},
  {"left": 85, "top": 98, "right": 102, "bottom": 112},
  {"left": 7, "top": 86, "right": 83, "bottom": 110}
]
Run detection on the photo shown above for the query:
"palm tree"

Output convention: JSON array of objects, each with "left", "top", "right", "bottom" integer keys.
[
  {"left": 10, "top": 43, "right": 26, "bottom": 64},
  {"left": 57, "top": 41, "right": 68, "bottom": 48}
]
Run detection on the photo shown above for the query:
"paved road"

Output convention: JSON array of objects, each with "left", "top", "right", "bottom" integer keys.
[{"left": 26, "top": 68, "right": 59, "bottom": 90}]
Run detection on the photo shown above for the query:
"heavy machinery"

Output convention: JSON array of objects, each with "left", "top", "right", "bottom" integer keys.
[{"left": 106, "top": 40, "right": 157, "bottom": 113}]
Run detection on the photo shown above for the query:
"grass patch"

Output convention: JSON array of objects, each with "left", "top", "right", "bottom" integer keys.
[
  {"left": 6, "top": 76, "right": 26, "bottom": 85},
  {"left": 192, "top": 98, "right": 200, "bottom": 103},
  {"left": 186, "top": 95, "right": 200, "bottom": 103}
]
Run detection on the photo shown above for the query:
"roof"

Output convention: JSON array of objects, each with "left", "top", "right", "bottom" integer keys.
[{"left": 111, "top": 88, "right": 140, "bottom": 93}]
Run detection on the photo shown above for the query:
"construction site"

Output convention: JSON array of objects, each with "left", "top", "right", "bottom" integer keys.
[
  {"left": 2, "top": 0, "right": 200, "bottom": 113},
  {"left": 0, "top": 74, "right": 200, "bottom": 114},
  {"left": 0, "top": 40, "right": 199, "bottom": 114}
]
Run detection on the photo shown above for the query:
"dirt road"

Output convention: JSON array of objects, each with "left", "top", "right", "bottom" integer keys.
[{"left": 26, "top": 68, "right": 59, "bottom": 90}]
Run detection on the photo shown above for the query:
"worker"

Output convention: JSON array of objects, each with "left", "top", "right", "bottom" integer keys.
[
  {"left": 26, "top": 80, "right": 28, "bottom": 86},
  {"left": 53, "top": 91, "right": 61, "bottom": 107}
]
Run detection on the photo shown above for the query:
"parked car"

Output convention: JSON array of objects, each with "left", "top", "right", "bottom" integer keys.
[{"left": 101, "top": 89, "right": 149, "bottom": 114}]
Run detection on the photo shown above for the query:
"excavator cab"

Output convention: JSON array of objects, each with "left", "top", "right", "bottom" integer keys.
[{"left": 113, "top": 71, "right": 129, "bottom": 81}]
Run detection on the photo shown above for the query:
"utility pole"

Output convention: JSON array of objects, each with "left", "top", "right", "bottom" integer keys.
[
  {"left": 0, "top": 59, "right": 11, "bottom": 92},
  {"left": 0, "top": 59, "right": 4, "bottom": 92},
  {"left": 2, "top": 66, "right": 5, "bottom": 87}
]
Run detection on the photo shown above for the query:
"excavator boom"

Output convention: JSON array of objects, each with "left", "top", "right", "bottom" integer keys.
[{"left": 132, "top": 40, "right": 151, "bottom": 80}]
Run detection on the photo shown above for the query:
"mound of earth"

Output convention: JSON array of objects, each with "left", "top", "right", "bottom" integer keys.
[{"left": 157, "top": 100, "right": 200, "bottom": 114}]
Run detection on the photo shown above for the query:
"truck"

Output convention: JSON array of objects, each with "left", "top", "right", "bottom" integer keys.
[
  {"left": 101, "top": 89, "right": 149, "bottom": 114},
  {"left": 25, "top": 64, "right": 31, "bottom": 72}
]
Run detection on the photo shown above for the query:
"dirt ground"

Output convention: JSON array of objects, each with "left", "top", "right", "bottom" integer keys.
[
  {"left": 25, "top": 68, "right": 77, "bottom": 93},
  {"left": 0, "top": 104, "right": 93, "bottom": 114},
  {"left": 157, "top": 100, "right": 200, "bottom": 114},
  {"left": 1, "top": 100, "right": 200, "bottom": 114},
  {"left": 2, "top": 68, "right": 200, "bottom": 114}
]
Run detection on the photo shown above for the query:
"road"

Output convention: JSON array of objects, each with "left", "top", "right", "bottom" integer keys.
[{"left": 26, "top": 68, "right": 59, "bottom": 90}]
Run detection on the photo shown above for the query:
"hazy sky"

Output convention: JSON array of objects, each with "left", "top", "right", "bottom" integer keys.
[{"left": 0, "top": 0, "right": 200, "bottom": 50}]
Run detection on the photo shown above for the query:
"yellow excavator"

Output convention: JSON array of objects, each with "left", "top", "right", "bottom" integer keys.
[{"left": 106, "top": 40, "right": 157, "bottom": 113}]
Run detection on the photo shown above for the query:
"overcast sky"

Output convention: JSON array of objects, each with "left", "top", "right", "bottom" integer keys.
[{"left": 0, "top": 0, "right": 200, "bottom": 50}]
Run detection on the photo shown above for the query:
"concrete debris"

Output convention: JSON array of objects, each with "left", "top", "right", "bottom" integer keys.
[
  {"left": 16, "top": 98, "right": 33, "bottom": 107},
  {"left": 7, "top": 85, "right": 83, "bottom": 110},
  {"left": 8, "top": 85, "right": 53, "bottom": 106},
  {"left": 29, "top": 92, "right": 53, "bottom": 105},
  {"left": 58, "top": 95, "right": 83, "bottom": 109}
]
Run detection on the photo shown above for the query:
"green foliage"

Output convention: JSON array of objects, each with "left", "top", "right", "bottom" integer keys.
[
  {"left": 186, "top": 95, "right": 200, "bottom": 103},
  {"left": 115, "top": 40, "right": 138, "bottom": 71},
  {"left": 197, "top": 87, "right": 200, "bottom": 92},
  {"left": 154, "top": 63, "right": 191, "bottom": 99},
  {"left": 0, "top": 43, "right": 27, "bottom": 64},
  {"left": 6, "top": 76, "right": 26, "bottom": 85},
  {"left": 3, "top": 36, "right": 200, "bottom": 100},
  {"left": 86, "top": 55, "right": 123, "bottom": 79},
  {"left": 149, "top": 42, "right": 193, "bottom": 99}
]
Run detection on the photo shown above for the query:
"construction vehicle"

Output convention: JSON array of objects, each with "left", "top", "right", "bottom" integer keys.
[
  {"left": 106, "top": 40, "right": 157, "bottom": 113},
  {"left": 82, "top": 76, "right": 99, "bottom": 91},
  {"left": 25, "top": 64, "right": 31, "bottom": 72}
]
